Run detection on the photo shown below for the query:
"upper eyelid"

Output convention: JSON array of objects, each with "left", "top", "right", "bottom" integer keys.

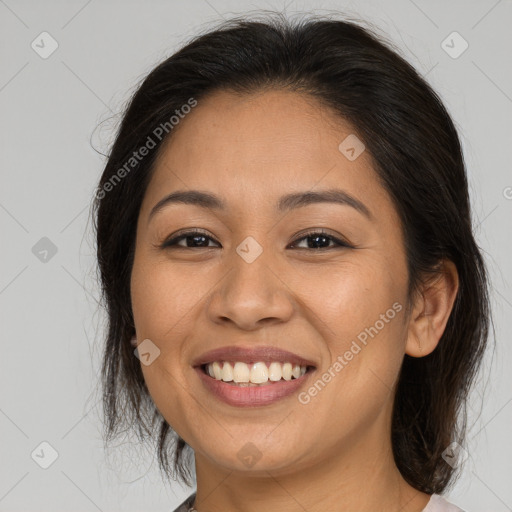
[{"left": 163, "top": 229, "right": 350, "bottom": 247}]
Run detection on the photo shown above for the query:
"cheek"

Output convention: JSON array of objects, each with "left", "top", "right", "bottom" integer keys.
[
  {"left": 130, "top": 254, "right": 203, "bottom": 341},
  {"left": 301, "top": 260, "right": 407, "bottom": 404},
  {"left": 131, "top": 257, "right": 198, "bottom": 433},
  {"left": 299, "top": 258, "right": 403, "bottom": 339}
]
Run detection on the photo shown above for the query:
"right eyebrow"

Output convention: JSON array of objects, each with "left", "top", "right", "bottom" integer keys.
[
  {"left": 276, "top": 189, "right": 372, "bottom": 219},
  {"left": 148, "top": 190, "right": 225, "bottom": 224}
]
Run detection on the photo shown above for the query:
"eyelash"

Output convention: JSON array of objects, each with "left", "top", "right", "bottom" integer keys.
[{"left": 160, "top": 228, "right": 352, "bottom": 251}]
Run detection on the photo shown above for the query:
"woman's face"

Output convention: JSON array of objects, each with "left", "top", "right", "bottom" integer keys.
[{"left": 130, "top": 89, "right": 413, "bottom": 476}]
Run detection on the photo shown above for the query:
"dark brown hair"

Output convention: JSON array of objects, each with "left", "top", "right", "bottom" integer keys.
[{"left": 92, "top": 12, "right": 492, "bottom": 493}]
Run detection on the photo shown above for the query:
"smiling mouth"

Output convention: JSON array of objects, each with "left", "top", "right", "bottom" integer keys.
[{"left": 199, "top": 360, "right": 316, "bottom": 386}]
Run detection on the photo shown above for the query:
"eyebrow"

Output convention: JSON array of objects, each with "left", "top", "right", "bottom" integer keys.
[{"left": 148, "top": 188, "right": 372, "bottom": 223}]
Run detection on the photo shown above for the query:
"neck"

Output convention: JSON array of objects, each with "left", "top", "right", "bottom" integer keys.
[{"left": 191, "top": 427, "right": 431, "bottom": 512}]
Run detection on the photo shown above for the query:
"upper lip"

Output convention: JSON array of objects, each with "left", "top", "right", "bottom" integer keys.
[{"left": 192, "top": 345, "right": 317, "bottom": 368}]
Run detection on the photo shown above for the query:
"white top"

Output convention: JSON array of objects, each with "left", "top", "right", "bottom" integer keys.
[
  {"left": 422, "top": 493, "right": 466, "bottom": 511},
  {"left": 172, "top": 492, "right": 466, "bottom": 511}
]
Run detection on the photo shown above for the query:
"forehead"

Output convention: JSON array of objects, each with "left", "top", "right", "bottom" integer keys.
[{"left": 143, "top": 88, "right": 386, "bottom": 215}]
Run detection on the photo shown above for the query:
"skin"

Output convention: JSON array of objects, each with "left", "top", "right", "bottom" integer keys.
[{"left": 130, "top": 89, "right": 459, "bottom": 512}]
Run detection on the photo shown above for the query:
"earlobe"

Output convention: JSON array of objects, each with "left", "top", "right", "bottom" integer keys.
[{"left": 405, "top": 260, "right": 459, "bottom": 358}]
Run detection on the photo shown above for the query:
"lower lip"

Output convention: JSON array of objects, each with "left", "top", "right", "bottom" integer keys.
[{"left": 194, "top": 366, "right": 314, "bottom": 407}]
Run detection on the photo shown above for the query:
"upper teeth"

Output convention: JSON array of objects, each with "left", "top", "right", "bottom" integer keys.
[{"left": 206, "top": 361, "right": 307, "bottom": 384}]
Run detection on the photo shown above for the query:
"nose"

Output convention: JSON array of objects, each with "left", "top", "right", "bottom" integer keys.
[{"left": 206, "top": 246, "right": 295, "bottom": 331}]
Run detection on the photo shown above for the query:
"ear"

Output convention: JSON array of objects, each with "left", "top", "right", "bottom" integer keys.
[{"left": 405, "top": 259, "right": 459, "bottom": 357}]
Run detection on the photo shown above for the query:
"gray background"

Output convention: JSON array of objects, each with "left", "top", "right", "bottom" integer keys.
[{"left": 1, "top": 0, "right": 511, "bottom": 510}]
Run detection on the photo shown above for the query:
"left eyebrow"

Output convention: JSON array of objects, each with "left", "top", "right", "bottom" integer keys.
[
  {"left": 276, "top": 189, "right": 372, "bottom": 219},
  {"left": 147, "top": 187, "right": 372, "bottom": 224}
]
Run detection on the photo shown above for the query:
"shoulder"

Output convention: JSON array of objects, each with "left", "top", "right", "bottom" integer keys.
[
  {"left": 422, "top": 493, "right": 467, "bottom": 512},
  {"left": 170, "top": 492, "right": 196, "bottom": 512}
]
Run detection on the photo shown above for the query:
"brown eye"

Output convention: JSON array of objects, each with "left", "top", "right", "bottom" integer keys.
[
  {"left": 162, "top": 230, "right": 220, "bottom": 249},
  {"left": 160, "top": 229, "right": 352, "bottom": 251},
  {"left": 289, "top": 230, "right": 352, "bottom": 250}
]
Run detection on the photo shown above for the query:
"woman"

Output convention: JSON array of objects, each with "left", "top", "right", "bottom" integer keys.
[{"left": 93, "top": 12, "right": 490, "bottom": 512}]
